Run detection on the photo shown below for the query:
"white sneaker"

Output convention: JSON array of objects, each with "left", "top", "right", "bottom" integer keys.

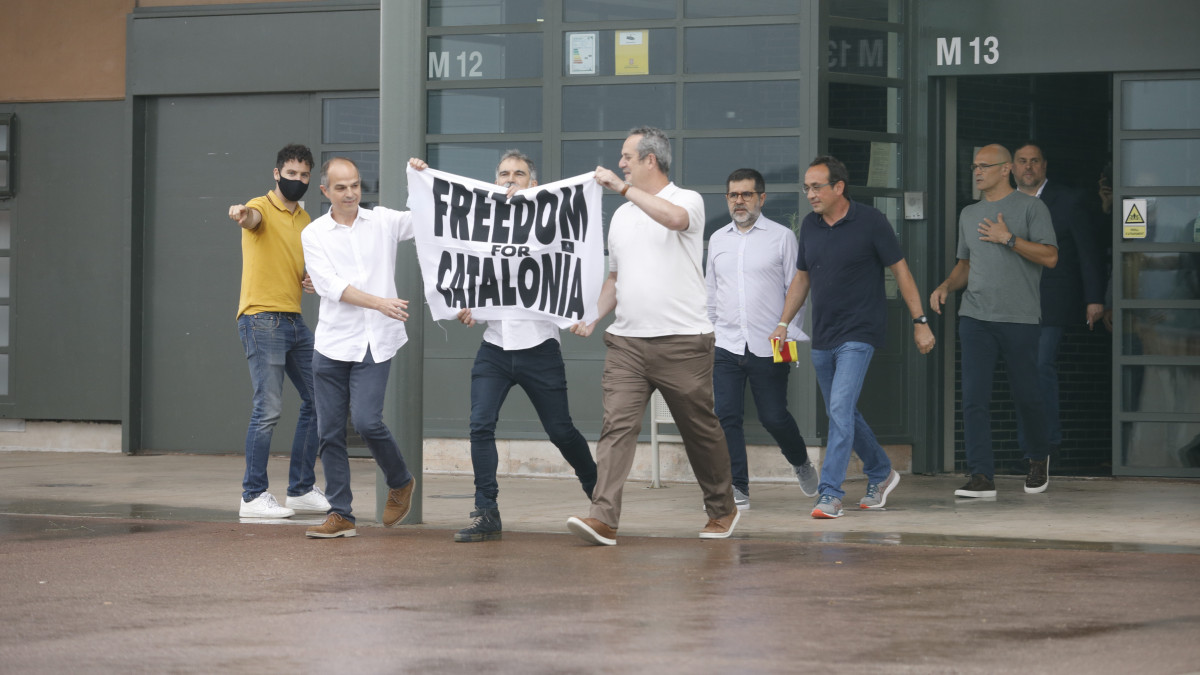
[
  {"left": 239, "top": 492, "right": 295, "bottom": 518},
  {"left": 286, "top": 487, "right": 330, "bottom": 512}
]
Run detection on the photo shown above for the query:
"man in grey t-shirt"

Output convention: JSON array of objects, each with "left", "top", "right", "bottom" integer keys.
[{"left": 930, "top": 144, "right": 1058, "bottom": 498}]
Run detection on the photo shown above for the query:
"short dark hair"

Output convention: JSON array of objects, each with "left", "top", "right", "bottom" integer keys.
[
  {"left": 726, "top": 168, "right": 765, "bottom": 194},
  {"left": 809, "top": 155, "right": 850, "bottom": 196},
  {"left": 1015, "top": 141, "right": 1045, "bottom": 159},
  {"left": 276, "top": 143, "right": 314, "bottom": 172}
]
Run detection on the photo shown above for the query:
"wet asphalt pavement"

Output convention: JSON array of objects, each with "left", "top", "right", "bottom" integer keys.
[
  {"left": 2, "top": 514, "right": 1199, "bottom": 674},
  {"left": 1, "top": 452, "right": 1199, "bottom": 673}
]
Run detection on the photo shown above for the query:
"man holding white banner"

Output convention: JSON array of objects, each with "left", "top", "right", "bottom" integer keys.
[
  {"left": 564, "top": 126, "right": 740, "bottom": 545},
  {"left": 432, "top": 151, "right": 598, "bottom": 543}
]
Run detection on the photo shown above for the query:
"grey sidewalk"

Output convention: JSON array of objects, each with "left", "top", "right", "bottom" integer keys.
[{"left": 1, "top": 450, "right": 1196, "bottom": 552}]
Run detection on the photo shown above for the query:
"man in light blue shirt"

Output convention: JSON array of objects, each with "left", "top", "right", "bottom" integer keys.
[{"left": 706, "top": 168, "right": 819, "bottom": 510}]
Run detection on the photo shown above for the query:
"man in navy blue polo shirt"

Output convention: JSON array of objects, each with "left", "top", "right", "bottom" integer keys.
[{"left": 771, "top": 155, "right": 935, "bottom": 519}]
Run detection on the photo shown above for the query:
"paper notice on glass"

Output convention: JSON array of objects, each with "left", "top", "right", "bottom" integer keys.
[
  {"left": 866, "top": 142, "right": 892, "bottom": 188},
  {"left": 568, "top": 32, "right": 597, "bottom": 75},
  {"left": 615, "top": 30, "right": 649, "bottom": 75}
]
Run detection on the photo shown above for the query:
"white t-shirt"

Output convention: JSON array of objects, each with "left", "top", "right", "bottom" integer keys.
[
  {"left": 606, "top": 182, "right": 712, "bottom": 337},
  {"left": 480, "top": 319, "right": 561, "bottom": 351}
]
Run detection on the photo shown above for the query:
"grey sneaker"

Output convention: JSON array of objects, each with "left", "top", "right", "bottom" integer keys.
[
  {"left": 811, "top": 494, "right": 843, "bottom": 519},
  {"left": 733, "top": 486, "right": 750, "bottom": 511},
  {"left": 1025, "top": 457, "right": 1049, "bottom": 494},
  {"left": 860, "top": 470, "right": 900, "bottom": 509},
  {"left": 793, "top": 461, "right": 819, "bottom": 497}
]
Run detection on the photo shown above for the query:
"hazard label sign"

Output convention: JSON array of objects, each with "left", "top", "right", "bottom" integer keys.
[{"left": 1123, "top": 198, "right": 1147, "bottom": 239}]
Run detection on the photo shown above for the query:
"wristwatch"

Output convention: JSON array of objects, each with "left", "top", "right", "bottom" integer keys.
[
  {"left": 913, "top": 315, "right": 928, "bottom": 325},
  {"left": 1005, "top": 234, "right": 1018, "bottom": 249}
]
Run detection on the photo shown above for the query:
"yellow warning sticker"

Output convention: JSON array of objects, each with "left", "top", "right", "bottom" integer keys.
[
  {"left": 1123, "top": 199, "right": 1147, "bottom": 239},
  {"left": 1125, "top": 203, "right": 1145, "bottom": 224}
]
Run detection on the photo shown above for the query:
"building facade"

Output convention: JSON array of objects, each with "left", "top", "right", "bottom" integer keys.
[{"left": 1, "top": 0, "right": 1196, "bottom": 479}]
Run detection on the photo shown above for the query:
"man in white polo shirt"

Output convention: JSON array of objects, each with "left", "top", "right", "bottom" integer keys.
[{"left": 566, "top": 126, "right": 739, "bottom": 545}]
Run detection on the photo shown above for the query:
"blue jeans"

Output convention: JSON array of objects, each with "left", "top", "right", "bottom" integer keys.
[
  {"left": 713, "top": 346, "right": 810, "bottom": 494},
  {"left": 1016, "top": 325, "right": 1065, "bottom": 448},
  {"left": 469, "top": 339, "right": 596, "bottom": 510},
  {"left": 960, "top": 316, "right": 1050, "bottom": 479},
  {"left": 237, "top": 312, "right": 318, "bottom": 502},
  {"left": 312, "top": 348, "right": 413, "bottom": 523},
  {"left": 810, "top": 342, "right": 891, "bottom": 500}
]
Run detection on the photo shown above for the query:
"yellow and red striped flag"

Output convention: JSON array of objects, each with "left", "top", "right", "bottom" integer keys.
[{"left": 771, "top": 337, "right": 799, "bottom": 363}]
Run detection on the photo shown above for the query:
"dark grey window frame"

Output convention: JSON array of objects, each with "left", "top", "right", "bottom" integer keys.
[{"left": 1111, "top": 70, "right": 1200, "bottom": 478}]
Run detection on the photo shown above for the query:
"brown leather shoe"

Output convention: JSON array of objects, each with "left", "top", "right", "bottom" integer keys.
[
  {"left": 383, "top": 478, "right": 415, "bottom": 526},
  {"left": 305, "top": 513, "right": 356, "bottom": 539},
  {"left": 566, "top": 516, "right": 617, "bottom": 546},
  {"left": 699, "top": 509, "right": 741, "bottom": 539}
]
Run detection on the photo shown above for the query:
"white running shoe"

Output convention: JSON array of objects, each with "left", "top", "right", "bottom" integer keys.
[
  {"left": 239, "top": 492, "right": 295, "bottom": 518},
  {"left": 286, "top": 487, "right": 330, "bottom": 512}
]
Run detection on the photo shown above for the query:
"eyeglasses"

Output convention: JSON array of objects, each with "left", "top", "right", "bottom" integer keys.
[
  {"left": 969, "top": 162, "right": 1005, "bottom": 172},
  {"left": 725, "top": 191, "right": 759, "bottom": 202},
  {"left": 801, "top": 182, "right": 832, "bottom": 195}
]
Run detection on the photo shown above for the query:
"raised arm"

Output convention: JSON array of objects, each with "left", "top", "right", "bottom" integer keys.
[{"left": 593, "top": 167, "right": 689, "bottom": 231}]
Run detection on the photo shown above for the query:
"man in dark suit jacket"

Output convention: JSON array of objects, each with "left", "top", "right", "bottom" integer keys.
[{"left": 1012, "top": 142, "right": 1106, "bottom": 458}]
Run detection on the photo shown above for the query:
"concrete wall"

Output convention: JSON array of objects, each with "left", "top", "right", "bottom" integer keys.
[{"left": 0, "top": 101, "right": 127, "bottom": 421}]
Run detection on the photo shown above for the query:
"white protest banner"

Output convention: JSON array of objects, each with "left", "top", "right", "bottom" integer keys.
[{"left": 406, "top": 166, "right": 604, "bottom": 328}]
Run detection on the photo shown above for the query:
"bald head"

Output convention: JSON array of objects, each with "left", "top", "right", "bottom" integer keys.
[
  {"left": 320, "top": 157, "right": 359, "bottom": 188},
  {"left": 978, "top": 144, "right": 1011, "bottom": 165},
  {"left": 319, "top": 157, "right": 363, "bottom": 223},
  {"left": 972, "top": 144, "right": 1014, "bottom": 199}
]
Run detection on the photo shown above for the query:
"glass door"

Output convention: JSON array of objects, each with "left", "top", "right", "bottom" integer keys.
[{"left": 1112, "top": 73, "right": 1200, "bottom": 477}]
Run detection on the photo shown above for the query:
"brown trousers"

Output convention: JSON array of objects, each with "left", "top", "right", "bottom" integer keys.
[{"left": 588, "top": 332, "right": 735, "bottom": 528}]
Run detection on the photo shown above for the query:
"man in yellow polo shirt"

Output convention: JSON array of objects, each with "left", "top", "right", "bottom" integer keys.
[{"left": 227, "top": 143, "right": 329, "bottom": 519}]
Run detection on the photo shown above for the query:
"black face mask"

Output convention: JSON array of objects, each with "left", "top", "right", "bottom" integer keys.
[{"left": 277, "top": 172, "right": 310, "bottom": 202}]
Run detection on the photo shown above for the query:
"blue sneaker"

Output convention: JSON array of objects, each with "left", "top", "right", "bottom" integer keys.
[{"left": 811, "top": 494, "right": 843, "bottom": 519}]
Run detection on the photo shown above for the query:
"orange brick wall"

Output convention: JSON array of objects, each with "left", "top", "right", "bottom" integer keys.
[{"left": 0, "top": 0, "right": 318, "bottom": 102}]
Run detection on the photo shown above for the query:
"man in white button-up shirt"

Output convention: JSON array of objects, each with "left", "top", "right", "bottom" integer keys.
[
  {"left": 451, "top": 151, "right": 597, "bottom": 543},
  {"left": 299, "top": 156, "right": 425, "bottom": 539},
  {"left": 706, "top": 168, "right": 820, "bottom": 512}
]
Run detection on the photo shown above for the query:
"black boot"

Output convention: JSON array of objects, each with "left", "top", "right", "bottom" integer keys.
[{"left": 454, "top": 508, "right": 502, "bottom": 542}]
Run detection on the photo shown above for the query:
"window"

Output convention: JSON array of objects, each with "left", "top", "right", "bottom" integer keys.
[
  {"left": 822, "top": 2, "right": 905, "bottom": 218},
  {"left": 0, "top": 207, "right": 10, "bottom": 395},
  {"left": 319, "top": 96, "right": 380, "bottom": 213},
  {"left": 0, "top": 114, "right": 12, "bottom": 198}
]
